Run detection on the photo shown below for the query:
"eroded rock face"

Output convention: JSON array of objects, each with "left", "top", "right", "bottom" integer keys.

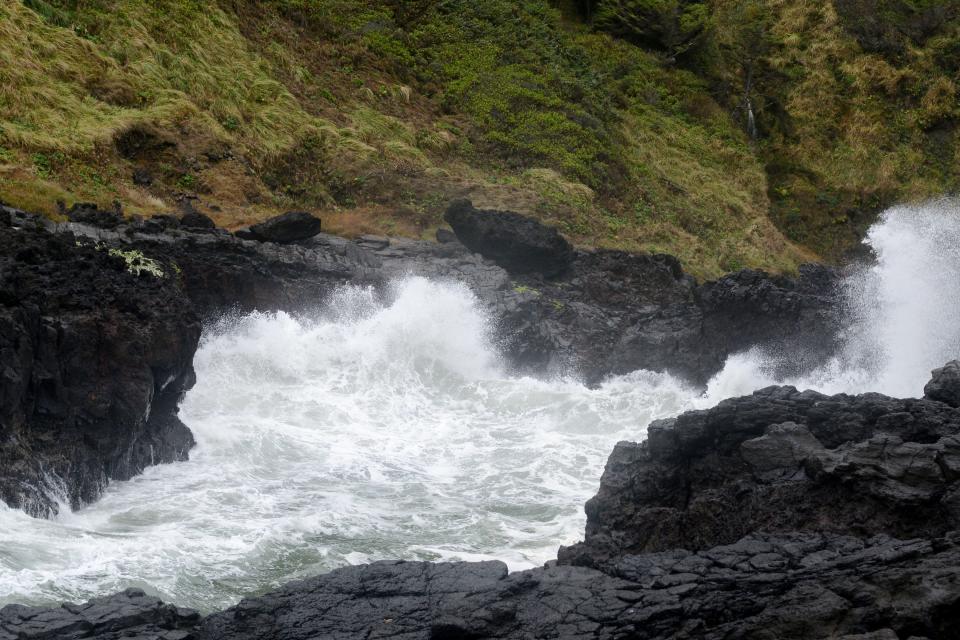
[
  {"left": 0, "top": 213, "right": 200, "bottom": 517},
  {"left": 443, "top": 199, "right": 574, "bottom": 277},
  {"left": 558, "top": 384, "right": 960, "bottom": 567}
]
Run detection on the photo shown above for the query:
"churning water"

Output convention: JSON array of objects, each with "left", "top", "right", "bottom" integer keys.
[{"left": 1, "top": 201, "right": 959, "bottom": 612}]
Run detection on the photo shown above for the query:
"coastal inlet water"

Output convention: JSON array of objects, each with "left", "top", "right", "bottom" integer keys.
[{"left": 1, "top": 201, "right": 959, "bottom": 612}]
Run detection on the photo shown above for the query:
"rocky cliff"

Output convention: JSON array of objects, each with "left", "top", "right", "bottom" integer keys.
[{"left": 0, "top": 208, "right": 199, "bottom": 517}]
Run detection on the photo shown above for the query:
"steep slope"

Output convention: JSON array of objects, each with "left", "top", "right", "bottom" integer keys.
[
  {"left": 0, "top": 0, "right": 808, "bottom": 278},
  {"left": 2, "top": 0, "right": 957, "bottom": 275}
]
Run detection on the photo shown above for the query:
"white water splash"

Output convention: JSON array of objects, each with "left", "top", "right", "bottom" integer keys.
[
  {"left": 0, "top": 278, "right": 695, "bottom": 611},
  {"left": 2, "top": 202, "right": 958, "bottom": 612},
  {"left": 702, "top": 199, "right": 960, "bottom": 402}
]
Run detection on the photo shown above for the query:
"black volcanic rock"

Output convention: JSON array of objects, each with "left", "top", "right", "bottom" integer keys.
[
  {"left": 193, "top": 535, "right": 960, "bottom": 640},
  {"left": 558, "top": 380, "right": 960, "bottom": 568},
  {"left": 435, "top": 227, "right": 457, "bottom": 243},
  {"left": 6, "top": 535, "right": 958, "bottom": 639},
  {"left": 0, "top": 589, "right": 200, "bottom": 640},
  {"left": 67, "top": 202, "right": 122, "bottom": 229},
  {"left": 696, "top": 263, "right": 841, "bottom": 380},
  {"left": 248, "top": 211, "right": 322, "bottom": 244},
  {"left": 180, "top": 210, "right": 217, "bottom": 230},
  {"left": 444, "top": 199, "right": 574, "bottom": 277},
  {"left": 925, "top": 360, "right": 960, "bottom": 407},
  {"left": 0, "top": 220, "right": 199, "bottom": 517},
  {"left": 34, "top": 204, "right": 839, "bottom": 386}
]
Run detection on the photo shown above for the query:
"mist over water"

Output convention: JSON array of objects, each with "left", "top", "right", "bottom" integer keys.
[{"left": 2, "top": 201, "right": 959, "bottom": 612}]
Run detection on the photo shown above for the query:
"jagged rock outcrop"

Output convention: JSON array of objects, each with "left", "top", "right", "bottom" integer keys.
[
  {"left": 180, "top": 211, "right": 217, "bottom": 230},
  {"left": 0, "top": 209, "right": 200, "bottom": 517},
  {"left": 925, "top": 360, "right": 960, "bottom": 407},
  {"left": 558, "top": 382, "right": 960, "bottom": 567},
  {"left": 245, "top": 211, "right": 322, "bottom": 244},
  {"left": 443, "top": 199, "right": 574, "bottom": 277}
]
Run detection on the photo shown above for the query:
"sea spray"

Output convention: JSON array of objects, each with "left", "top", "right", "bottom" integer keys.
[
  {"left": 701, "top": 199, "right": 960, "bottom": 402},
  {"left": 0, "top": 278, "right": 694, "bottom": 611},
  {"left": 3, "top": 203, "right": 959, "bottom": 611}
]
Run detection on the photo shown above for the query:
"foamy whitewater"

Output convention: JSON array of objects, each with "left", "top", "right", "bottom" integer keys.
[{"left": 1, "top": 201, "right": 959, "bottom": 612}]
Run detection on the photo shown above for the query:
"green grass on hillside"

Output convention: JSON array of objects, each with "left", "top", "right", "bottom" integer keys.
[{"left": 4, "top": 0, "right": 954, "bottom": 277}]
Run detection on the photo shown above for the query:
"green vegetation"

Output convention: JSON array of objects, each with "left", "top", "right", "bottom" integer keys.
[
  {"left": 106, "top": 247, "right": 165, "bottom": 277},
  {"left": 1, "top": 0, "right": 957, "bottom": 276}
]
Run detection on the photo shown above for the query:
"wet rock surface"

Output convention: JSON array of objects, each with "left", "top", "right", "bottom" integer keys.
[{"left": 0, "top": 208, "right": 199, "bottom": 517}]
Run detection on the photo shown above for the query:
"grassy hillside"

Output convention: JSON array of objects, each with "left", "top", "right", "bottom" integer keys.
[{"left": 0, "top": 0, "right": 956, "bottom": 277}]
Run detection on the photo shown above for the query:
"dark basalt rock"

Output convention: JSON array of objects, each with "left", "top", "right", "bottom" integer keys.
[
  {"left": 0, "top": 588, "right": 200, "bottom": 640},
  {"left": 179, "top": 210, "right": 217, "bottom": 230},
  {"left": 247, "top": 211, "right": 322, "bottom": 244},
  {"left": 925, "top": 360, "right": 960, "bottom": 407},
  {"left": 444, "top": 198, "right": 574, "bottom": 277},
  {"left": 0, "top": 219, "right": 200, "bottom": 517},
  {"left": 22, "top": 205, "right": 838, "bottom": 386},
  {"left": 435, "top": 227, "right": 457, "bottom": 244},
  {"left": 6, "top": 534, "right": 958, "bottom": 639},
  {"left": 132, "top": 168, "right": 153, "bottom": 186},
  {"left": 558, "top": 379, "right": 960, "bottom": 568},
  {"left": 67, "top": 202, "right": 122, "bottom": 229}
]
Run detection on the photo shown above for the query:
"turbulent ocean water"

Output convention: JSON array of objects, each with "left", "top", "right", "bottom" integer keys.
[{"left": 2, "top": 201, "right": 959, "bottom": 612}]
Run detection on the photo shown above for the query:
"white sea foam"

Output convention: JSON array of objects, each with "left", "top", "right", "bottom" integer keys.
[
  {"left": 2, "top": 202, "right": 958, "bottom": 612},
  {"left": 0, "top": 278, "right": 694, "bottom": 611}
]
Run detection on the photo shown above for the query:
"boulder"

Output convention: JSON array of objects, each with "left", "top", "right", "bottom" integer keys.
[
  {"left": 132, "top": 168, "right": 153, "bottom": 186},
  {"left": 248, "top": 211, "right": 322, "bottom": 244},
  {"left": 180, "top": 210, "right": 217, "bottom": 229},
  {"left": 443, "top": 199, "right": 573, "bottom": 277},
  {"left": 925, "top": 360, "right": 960, "bottom": 407}
]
